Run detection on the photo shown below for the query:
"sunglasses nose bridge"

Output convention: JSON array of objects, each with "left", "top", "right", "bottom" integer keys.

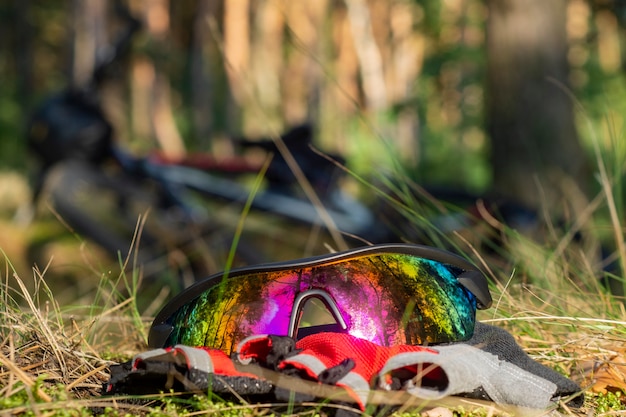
[{"left": 288, "top": 289, "right": 348, "bottom": 339}]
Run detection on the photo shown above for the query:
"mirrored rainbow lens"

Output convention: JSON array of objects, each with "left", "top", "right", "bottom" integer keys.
[{"left": 163, "top": 253, "right": 476, "bottom": 352}]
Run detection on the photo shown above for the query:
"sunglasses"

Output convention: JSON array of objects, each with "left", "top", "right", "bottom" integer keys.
[{"left": 149, "top": 244, "right": 492, "bottom": 352}]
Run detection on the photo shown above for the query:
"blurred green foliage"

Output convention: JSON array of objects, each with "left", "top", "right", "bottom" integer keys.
[{"left": 1, "top": 0, "right": 625, "bottom": 194}]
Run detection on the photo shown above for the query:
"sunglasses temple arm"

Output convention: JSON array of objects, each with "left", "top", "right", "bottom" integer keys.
[
  {"left": 457, "top": 270, "right": 492, "bottom": 309},
  {"left": 148, "top": 324, "right": 173, "bottom": 348}
]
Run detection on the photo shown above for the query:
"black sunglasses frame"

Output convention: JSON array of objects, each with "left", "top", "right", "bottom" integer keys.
[{"left": 148, "top": 243, "right": 492, "bottom": 348}]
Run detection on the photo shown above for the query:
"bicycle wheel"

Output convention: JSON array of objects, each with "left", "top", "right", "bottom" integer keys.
[{"left": 41, "top": 160, "right": 266, "bottom": 292}]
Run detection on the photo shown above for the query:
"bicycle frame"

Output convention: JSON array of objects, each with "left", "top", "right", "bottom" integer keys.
[{"left": 27, "top": 1, "right": 537, "bottom": 293}]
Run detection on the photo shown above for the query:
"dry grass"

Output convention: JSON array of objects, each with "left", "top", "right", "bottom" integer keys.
[
  {"left": 1, "top": 231, "right": 626, "bottom": 416},
  {"left": 1, "top": 152, "right": 626, "bottom": 415},
  {"left": 0, "top": 255, "right": 152, "bottom": 415}
]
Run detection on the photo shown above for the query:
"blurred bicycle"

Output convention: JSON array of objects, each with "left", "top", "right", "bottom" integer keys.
[
  {"left": 25, "top": 1, "right": 552, "bottom": 296},
  {"left": 24, "top": 3, "right": 384, "bottom": 291}
]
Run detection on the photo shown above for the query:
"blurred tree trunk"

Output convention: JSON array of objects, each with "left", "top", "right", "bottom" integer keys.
[
  {"left": 344, "top": 0, "right": 387, "bottom": 110},
  {"left": 248, "top": 0, "right": 285, "bottom": 133},
  {"left": 486, "top": 0, "right": 591, "bottom": 218},
  {"left": 190, "top": 0, "right": 219, "bottom": 149},
  {"left": 13, "top": 0, "right": 34, "bottom": 111},
  {"left": 282, "top": 1, "right": 329, "bottom": 126},
  {"left": 223, "top": 0, "right": 250, "bottom": 133},
  {"left": 71, "top": 0, "right": 107, "bottom": 87},
  {"left": 131, "top": 0, "right": 185, "bottom": 157}
]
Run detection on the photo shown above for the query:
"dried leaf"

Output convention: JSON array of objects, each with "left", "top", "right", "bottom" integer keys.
[{"left": 578, "top": 346, "right": 626, "bottom": 395}]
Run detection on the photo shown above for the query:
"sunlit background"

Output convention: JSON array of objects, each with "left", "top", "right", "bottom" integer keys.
[{"left": 1, "top": 0, "right": 626, "bottom": 301}]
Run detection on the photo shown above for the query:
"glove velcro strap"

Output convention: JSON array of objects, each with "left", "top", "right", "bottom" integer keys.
[
  {"left": 235, "top": 334, "right": 272, "bottom": 365},
  {"left": 132, "top": 348, "right": 169, "bottom": 368},
  {"left": 280, "top": 353, "right": 370, "bottom": 409},
  {"left": 376, "top": 345, "right": 558, "bottom": 409},
  {"left": 235, "top": 334, "right": 302, "bottom": 369},
  {"left": 173, "top": 345, "right": 214, "bottom": 380},
  {"left": 106, "top": 345, "right": 272, "bottom": 396},
  {"left": 376, "top": 351, "right": 450, "bottom": 397}
]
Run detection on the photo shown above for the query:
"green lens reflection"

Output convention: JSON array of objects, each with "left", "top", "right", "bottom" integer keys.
[{"left": 164, "top": 253, "right": 477, "bottom": 352}]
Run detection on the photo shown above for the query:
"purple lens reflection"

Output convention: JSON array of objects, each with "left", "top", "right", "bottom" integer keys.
[{"left": 164, "top": 253, "right": 476, "bottom": 353}]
